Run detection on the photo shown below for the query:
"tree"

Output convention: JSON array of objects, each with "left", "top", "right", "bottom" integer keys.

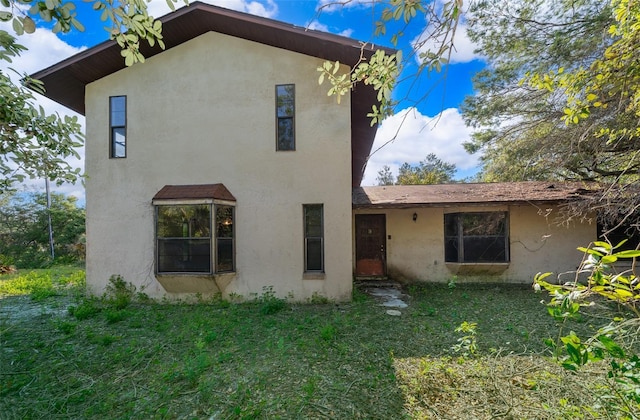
[
  {"left": 461, "top": 0, "right": 640, "bottom": 231},
  {"left": 376, "top": 154, "right": 456, "bottom": 185},
  {"left": 376, "top": 165, "right": 395, "bottom": 185},
  {"left": 317, "top": 0, "right": 463, "bottom": 125},
  {"left": 397, "top": 153, "right": 456, "bottom": 184},
  {"left": 0, "top": 191, "right": 85, "bottom": 267},
  {"left": 0, "top": 0, "right": 184, "bottom": 192},
  {"left": 461, "top": 0, "right": 615, "bottom": 182}
]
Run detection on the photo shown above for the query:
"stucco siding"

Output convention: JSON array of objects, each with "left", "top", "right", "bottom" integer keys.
[
  {"left": 85, "top": 31, "right": 353, "bottom": 301},
  {"left": 353, "top": 204, "right": 595, "bottom": 284}
]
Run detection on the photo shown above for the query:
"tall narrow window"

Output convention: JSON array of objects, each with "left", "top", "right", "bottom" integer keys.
[
  {"left": 216, "top": 205, "right": 234, "bottom": 272},
  {"left": 304, "top": 204, "right": 323, "bottom": 272},
  {"left": 276, "top": 84, "right": 295, "bottom": 151},
  {"left": 110, "top": 96, "right": 126, "bottom": 158}
]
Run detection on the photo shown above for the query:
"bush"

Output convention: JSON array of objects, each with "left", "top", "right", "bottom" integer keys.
[
  {"left": 103, "top": 275, "right": 137, "bottom": 309},
  {"left": 535, "top": 240, "right": 640, "bottom": 418}
]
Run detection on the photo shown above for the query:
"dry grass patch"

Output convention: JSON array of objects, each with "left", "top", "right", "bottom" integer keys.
[{"left": 395, "top": 354, "right": 608, "bottom": 419}]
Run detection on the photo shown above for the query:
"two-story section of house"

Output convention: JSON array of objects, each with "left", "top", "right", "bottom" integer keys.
[{"left": 32, "top": 2, "right": 386, "bottom": 301}]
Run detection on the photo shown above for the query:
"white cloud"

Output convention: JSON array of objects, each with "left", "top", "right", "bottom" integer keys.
[
  {"left": 0, "top": 23, "right": 86, "bottom": 202},
  {"left": 411, "top": 18, "right": 482, "bottom": 65},
  {"left": 148, "top": 0, "right": 278, "bottom": 19},
  {"left": 361, "top": 107, "right": 481, "bottom": 185},
  {"left": 307, "top": 20, "right": 354, "bottom": 37}
]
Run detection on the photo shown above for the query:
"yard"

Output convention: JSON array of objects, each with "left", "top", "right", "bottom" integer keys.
[{"left": 0, "top": 268, "right": 631, "bottom": 419}]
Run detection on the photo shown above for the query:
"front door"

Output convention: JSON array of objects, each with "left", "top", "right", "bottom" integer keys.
[{"left": 355, "top": 214, "right": 386, "bottom": 277}]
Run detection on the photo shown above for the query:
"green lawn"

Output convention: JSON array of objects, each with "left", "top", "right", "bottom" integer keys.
[{"left": 0, "top": 270, "right": 628, "bottom": 419}]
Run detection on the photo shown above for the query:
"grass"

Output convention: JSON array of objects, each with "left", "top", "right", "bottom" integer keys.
[{"left": 0, "top": 271, "right": 630, "bottom": 419}]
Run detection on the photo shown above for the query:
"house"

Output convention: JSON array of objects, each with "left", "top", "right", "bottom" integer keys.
[
  {"left": 353, "top": 182, "right": 597, "bottom": 284},
  {"left": 31, "top": 2, "right": 390, "bottom": 301},
  {"left": 32, "top": 3, "right": 598, "bottom": 301}
]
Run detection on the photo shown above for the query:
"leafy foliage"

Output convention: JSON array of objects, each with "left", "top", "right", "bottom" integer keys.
[
  {"left": 535, "top": 240, "right": 640, "bottom": 418},
  {"left": 0, "top": 191, "right": 85, "bottom": 267},
  {"left": 376, "top": 153, "right": 456, "bottom": 185},
  {"left": 462, "top": 0, "right": 615, "bottom": 181},
  {"left": 0, "top": 33, "right": 83, "bottom": 192},
  {"left": 317, "top": 0, "right": 463, "bottom": 125},
  {"left": 0, "top": 0, "right": 185, "bottom": 192},
  {"left": 451, "top": 320, "right": 478, "bottom": 357},
  {"left": 463, "top": 0, "right": 640, "bottom": 231}
]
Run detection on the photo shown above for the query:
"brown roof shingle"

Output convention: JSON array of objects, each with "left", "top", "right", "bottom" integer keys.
[
  {"left": 153, "top": 183, "right": 236, "bottom": 201},
  {"left": 353, "top": 181, "right": 596, "bottom": 208}
]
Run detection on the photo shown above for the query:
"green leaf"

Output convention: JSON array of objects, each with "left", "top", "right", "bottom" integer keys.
[
  {"left": 565, "top": 343, "right": 584, "bottom": 365},
  {"left": 12, "top": 18, "right": 23, "bottom": 36},
  {"left": 615, "top": 250, "right": 640, "bottom": 258},
  {"left": 71, "top": 18, "right": 85, "bottom": 32},
  {"left": 598, "top": 335, "right": 625, "bottom": 358},
  {"left": 578, "top": 247, "right": 604, "bottom": 257},
  {"left": 22, "top": 16, "right": 35, "bottom": 34},
  {"left": 593, "top": 241, "right": 612, "bottom": 250}
]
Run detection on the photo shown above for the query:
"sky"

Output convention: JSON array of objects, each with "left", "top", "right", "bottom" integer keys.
[{"left": 1, "top": 0, "right": 486, "bottom": 203}]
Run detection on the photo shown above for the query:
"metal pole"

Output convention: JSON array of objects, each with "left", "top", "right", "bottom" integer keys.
[{"left": 45, "top": 177, "right": 54, "bottom": 260}]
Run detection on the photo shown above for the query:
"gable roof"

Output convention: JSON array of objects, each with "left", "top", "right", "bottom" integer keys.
[
  {"left": 153, "top": 183, "right": 236, "bottom": 201},
  {"left": 30, "top": 1, "right": 395, "bottom": 186},
  {"left": 353, "top": 181, "right": 596, "bottom": 208}
]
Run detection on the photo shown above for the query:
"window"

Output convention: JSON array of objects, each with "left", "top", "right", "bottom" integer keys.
[
  {"left": 304, "top": 204, "right": 323, "bottom": 271},
  {"left": 156, "top": 204, "right": 234, "bottom": 274},
  {"left": 276, "top": 84, "right": 295, "bottom": 151},
  {"left": 598, "top": 219, "right": 640, "bottom": 252},
  {"left": 110, "top": 96, "right": 126, "bottom": 158},
  {"left": 216, "top": 205, "right": 234, "bottom": 272},
  {"left": 444, "top": 212, "right": 509, "bottom": 263}
]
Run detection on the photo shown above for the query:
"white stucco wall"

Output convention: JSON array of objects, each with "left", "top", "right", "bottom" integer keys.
[
  {"left": 84, "top": 31, "right": 353, "bottom": 301},
  {"left": 353, "top": 204, "right": 596, "bottom": 284}
]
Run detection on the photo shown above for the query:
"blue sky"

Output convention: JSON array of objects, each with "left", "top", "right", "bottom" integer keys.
[{"left": 1, "top": 0, "right": 486, "bottom": 201}]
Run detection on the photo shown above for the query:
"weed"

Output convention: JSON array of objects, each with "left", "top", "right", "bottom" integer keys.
[
  {"left": 0, "top": 271, "right": 53, "bottom": 297},
  {"left": 308, "top": 292, "right": 330, "bottom": 304},
  {"left": 54, "top": 320, "right": 76, "bottom": 334},
  {"left": 104, "top": 309, "right": 130, "bottom": 324},
  {"left": 256, "top": 286, "right": 288, "bottom": 315},
  {"left": 228, "top": 292, "right": 243, "bottom": 303},
  {"left": 302, "top": 376, "right": 318, "bottom": 400},
  {"left": 69, "top": 299, "right": 101, "bottom": 320},
  {"left": 451, "top": 321, "right": 478, "bottom": 357},
  {"left": 30, "top": 282, "right": 57, "bottom": 301},
  {"left": 104, "top": 274, "right": 137, "bottom": 309},
  {"left": 447, "top": 276, "right": 457, "bottom": 289},
  {"left": 319, "top": 323, "right": 337, "bottom": 341},
  {"left": 352, "top": 287, "right": 369, "bottom": 303}
]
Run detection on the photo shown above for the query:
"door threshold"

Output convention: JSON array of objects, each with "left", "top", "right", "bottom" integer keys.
[{"left": 354, "top": 276, "right": 389, "bottom": 281}]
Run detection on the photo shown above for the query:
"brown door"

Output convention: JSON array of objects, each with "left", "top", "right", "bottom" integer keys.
[{"left": 355, "top": 214, "right": 386, "bottom": 277}]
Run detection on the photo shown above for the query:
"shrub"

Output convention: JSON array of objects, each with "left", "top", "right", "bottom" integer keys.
[
  {"left": 103, "top": 275, "right": 137, "bottom": 309},
  {"left": 535, "top": 240, "right": 640, "bottom": 417}
]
